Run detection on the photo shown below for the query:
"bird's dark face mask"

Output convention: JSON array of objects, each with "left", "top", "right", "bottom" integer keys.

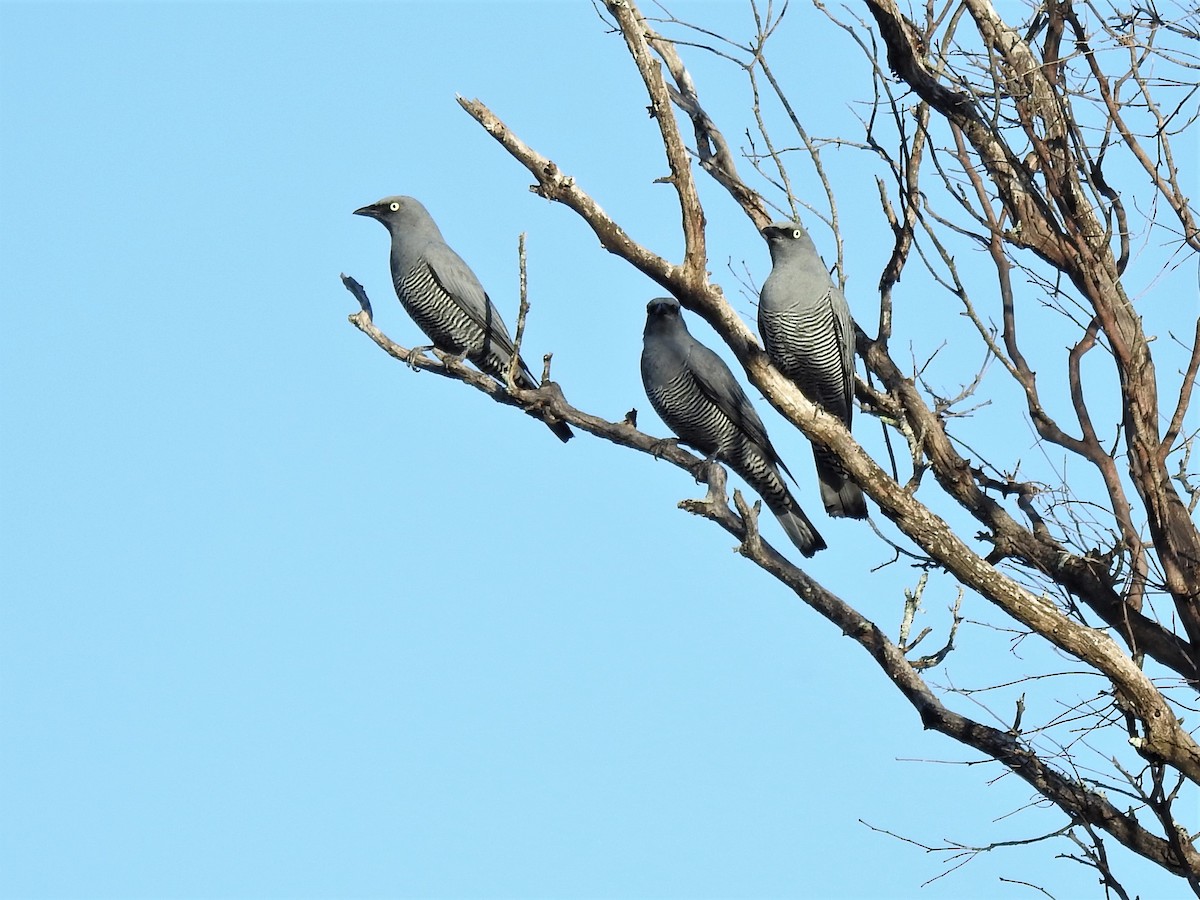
[{"left": 646, "top": 298, "right": 679, "bottom": 318}]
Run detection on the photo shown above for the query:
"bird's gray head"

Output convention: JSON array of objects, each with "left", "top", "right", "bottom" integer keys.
[
  {"left": 761, "top": 220, "right": 818, "bottom": 261},
  {"left": 644, "top": 296, "right": 685, "bottom": 335},
  {"left": 646, "top": 296, "right": 682, "bottom": 318},
  {"left": 352, "top": 195, "right": 440, "bottom": 237}
]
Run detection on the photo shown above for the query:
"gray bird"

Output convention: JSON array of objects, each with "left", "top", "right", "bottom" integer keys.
[
  {"left": 641, "top": 297, "right": 826, "bottom": 557},
  {"left": 354, "top": 195, "right": 573, "bottom": 443},
  {"left": 759, "top": 221, "right": 867, "bottom": 519}
]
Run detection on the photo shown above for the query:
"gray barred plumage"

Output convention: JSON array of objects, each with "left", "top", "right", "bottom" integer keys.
[
  {"left": 641, "top": 297, "right": 826, "bottom": 557},
  {"left": 759, "top": 221, "right": 867, "bottom": 519},
  {"left": 354, "top": 195, "right": 573, "bottom": 443}
]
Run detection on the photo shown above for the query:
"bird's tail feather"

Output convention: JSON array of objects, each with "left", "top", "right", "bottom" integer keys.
[
  {"left": 546, "top": 419, "right": 574, "bottom": 443},
  {"left": 773, "top": 506, "right": 827, "bottom": 557},
  {"left": 814, "top": 449, "right": 867, "bottom": 519}
]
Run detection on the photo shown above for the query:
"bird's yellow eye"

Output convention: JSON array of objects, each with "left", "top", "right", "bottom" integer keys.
[
  {"left": 389, "top": 201, "right": 400, "bottom": 212},
  {"left": 792, "top": 228, "right": 802, "bottom": 239}
]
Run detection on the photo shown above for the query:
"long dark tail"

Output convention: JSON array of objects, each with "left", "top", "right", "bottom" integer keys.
[
  {"left": 813, "top": 447, "right": 867, "bottom": 519},
  {"left": 736, "top": 450, "right": 827, "bottom": 555},
  {"left": 545, "top": 419, "right": 574, "bottom": 443},
  {"left": 772, "top": 504, "right": 827, "bottom": 557}
]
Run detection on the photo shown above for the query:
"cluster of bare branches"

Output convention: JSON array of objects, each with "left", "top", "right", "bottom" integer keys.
[{"left": 344, "top": 0, "right": 1199, "bottom": 893}]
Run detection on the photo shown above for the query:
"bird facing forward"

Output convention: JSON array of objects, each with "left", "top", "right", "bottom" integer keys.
[{"left": 640, "top": 297, "right": 826, "bottom": 557}]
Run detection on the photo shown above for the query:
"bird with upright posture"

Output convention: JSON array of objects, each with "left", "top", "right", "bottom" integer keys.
[
  {"left": 640, "top": 297, "right": 826, "bottom": 557},
  {"left": 759, "top": 221, "right": 867, "bottom": 519},
  {"left": 354, "top": 195, "right": 573, "bottom": 443}
]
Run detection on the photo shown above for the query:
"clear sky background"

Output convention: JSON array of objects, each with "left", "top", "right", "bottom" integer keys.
[{"left": 1, "top": 2, "right": 1194, "bottom": 899}]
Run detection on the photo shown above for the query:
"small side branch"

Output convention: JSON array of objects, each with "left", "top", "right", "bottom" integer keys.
[
  {"left": 506, "top": 232, "right": 530, "bottom": 391},
  {"left": 898, "top": 573, "right": 964, "bottom": 670},
  {"left": 1163, "top": 317, "right": 1200, "bottom": 458},
  {"left": 603, "top": 0, "right": 708, "bottom": 285},
  {"left": 340, "top": 273, "right": 373, "bottom": 318}
]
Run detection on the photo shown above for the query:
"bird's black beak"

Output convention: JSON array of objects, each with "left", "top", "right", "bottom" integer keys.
[{"left": 353, "top": 204, "right": 380, "bottom": 219}]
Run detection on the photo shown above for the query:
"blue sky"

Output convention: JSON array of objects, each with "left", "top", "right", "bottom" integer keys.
[{"left": 1, "top": 2, "right": 1193, "bottom": 898}]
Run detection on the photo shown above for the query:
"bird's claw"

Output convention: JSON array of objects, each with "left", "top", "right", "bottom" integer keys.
[
  {"left": 649, "top": 437, "right": 679, "bottom": 460},
  {"left": 691, "top": 454, "right": 719, "bottom": 484},
  {"left": 404, "top": 344, "right": 437, "bottom": 370}
]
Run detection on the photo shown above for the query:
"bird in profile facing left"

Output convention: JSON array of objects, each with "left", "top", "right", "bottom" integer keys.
[
  {"left": 759, "top": 220, "right": 867, "bottom": 519},
  {"left": 354, "top": 195, "right": 573, "bottom": 443},
  {"left": 640, "top": 297, "right": 826, "bottom": 557}
]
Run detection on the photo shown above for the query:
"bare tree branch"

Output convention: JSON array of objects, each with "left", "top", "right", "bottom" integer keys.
[{"left": 349, "top": 1, "right": 1200, "bottom": 890}]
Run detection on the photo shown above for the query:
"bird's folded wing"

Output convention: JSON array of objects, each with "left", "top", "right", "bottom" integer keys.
[
  {"left": 423, "top": 242, "right": 518, "bottom": 356},
  {"left": 685, "top": 342, "right": 786, "bottom": 468}
]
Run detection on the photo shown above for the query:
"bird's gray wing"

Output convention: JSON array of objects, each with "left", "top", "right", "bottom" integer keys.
[
  {"left": 830, "top": 286, "right": 856, "bottom": 425},
  {"left": 684, "top": 341, "right": 791, "bottom": 475},
  {"left": 422, "top": 241, "right": 518, "bottom": 354},
  {"left": 422, "top": 240, "right": 538, "bottom": 386}
]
